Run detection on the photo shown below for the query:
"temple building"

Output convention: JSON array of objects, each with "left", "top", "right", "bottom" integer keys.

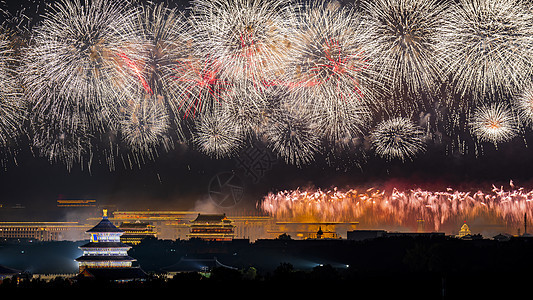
[
  {"left": 188, "top": 213, "right": 235, "bottom": 241},
  {"left": 457, "top": 222, "right": 472, "bottom": 238},
  {"left": 119, "top": 221, "right": 157, "bottom": 245},
  {"left": 75, "top": 210, "right": 146, "bottom": 282}
]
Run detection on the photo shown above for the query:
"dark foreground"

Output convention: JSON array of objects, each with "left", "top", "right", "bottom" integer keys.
[{"left": 1, "top": 235, "right": 532, "bottom": 298}]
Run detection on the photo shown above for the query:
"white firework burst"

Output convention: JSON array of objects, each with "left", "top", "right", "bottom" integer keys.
[
  {"left": 31, "top": 107, "right": 94, "bottom": 172},
  {"left": 119, "top": 93, "right": 171, "bottom": 157},
  {"left": 263, "top": 104, "right": 322, "bottom": 166},
  {"left": 513, "top": 84, "right": 533, "bottom": 128},
  {"left": 439, "top": 0, "right": 533, "bottom": 104},
  {"left": 361, "top": 0, "right": 448, "bottom": 109},
  {"left": 0, "top": 28, "right": 25, "bottom": 149},
  {"left": 20, "top": 0, "right": 142, "bottom": 133},
  {"left": 370, "top": 117, "right": 427, "bottom": 161},
  {"left": 134, "top": 1, "right": 193, "bottom": 129},
  {"left": 469, "top": 102, "right": 518, "bottom": 145},
  {"left": 193, "top": 107, "right": 245, "bottom": 159},
  {"left": 286, "top": 0, "right": 375, "bottom": 144},
  {"left": 190, "top": 0, "right": 298, "bottom": 85}
]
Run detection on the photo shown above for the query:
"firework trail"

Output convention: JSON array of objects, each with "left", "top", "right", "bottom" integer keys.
[
  {"left": 259, "top": 184, "right": 533, "bottom": 232},
  {"left": 468, "top": 102, "right": 518, "bottom": 146},
  {"left": 439, "top": 0, "right": 533, "bottom": 106},
  {"left": 370, "top": 117, "right": 427, "bottom": 161},
  {"left": 361, "top": 0, "right": 448, "bottom": 112}
]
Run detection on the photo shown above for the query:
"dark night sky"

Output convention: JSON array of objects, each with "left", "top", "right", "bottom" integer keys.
[{"left": 0, "top": 0, "right": 533, "bottom": 221}]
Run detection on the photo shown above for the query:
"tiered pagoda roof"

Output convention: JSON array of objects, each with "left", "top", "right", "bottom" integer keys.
[{"left": 75, "top": 210, "right": 146, "bottom": 281}]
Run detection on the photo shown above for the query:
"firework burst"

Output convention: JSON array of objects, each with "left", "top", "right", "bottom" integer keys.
[
  {"left": 30, "top": 107, "right": 94, "bottom": 172},
  {"left": 171, "top": 56, "right": 232, "bottom": 118},
  {"left": 20, "top": 0, "right": 141, "bottom": 134},
  {"left": 513, "top": 84, "right": 533, "bottom": 129},
  {"left": 361, "top": 0, "right": 448, "bottom": 111},
  {"left": 119, "top": 92, "right": 171, "bottom": 157},
  {"left": 439, "top": 0, "right": 533, "bottom": 105},
  {"left": 193, "top": 106, "right": 245, "bottom": 159},
  {"left": 190, "top": 0, "right": 298, "bottom": 86},
  {"left": 263, "top": 102, "right": 322, "bottom": 166},
  {"left": 469, "top": 102, "right": 518, "bottom": 145},
  {"left": 133, "top": 1, "right": 194, "bottom": 130},
  {"left": 286, "top": 1, "right": 375, "bottom": 144},
  {"left": 0, "top": 28, "right": 25, "bottom": 149},
  {"left": 370, "top": 117, "right": 427, "bottom": 161}
]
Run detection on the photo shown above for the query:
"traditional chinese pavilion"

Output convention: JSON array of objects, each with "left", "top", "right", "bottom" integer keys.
[
  {"left": 188, "top": 213, "right": 235, "bottom": 241},
  {"left": 75, "top": 210, "right": 146, "bottom": 281}
]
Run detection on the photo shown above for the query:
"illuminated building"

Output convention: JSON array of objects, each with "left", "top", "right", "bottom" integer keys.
[
  {"left": 106, "top": 210, "right": 271, "bottom": 241},
  {"left": 57, "top": 199, "right": 96, "bottom": 207},
  {"left": 0, "top": 222, "right": 87, "bottom": 241},
  {"left": 458, "top": 222, "right": 472, "bottom": 238},
  {"left": 118, "top": 221, "right": 157, "bottom": 245},
  {"left": 75, "top": 210, "right": 146, "bottom": 281},
  {"left": 105, "top": 210, "right": 197, "bottom": 240},
  {"left": 188, "top": 213, "right": 235, "bottom": 241}
]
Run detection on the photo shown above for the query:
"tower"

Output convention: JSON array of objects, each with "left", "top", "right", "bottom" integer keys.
[{"left": 75, "top": 209, "right": 146, "bottom": 281}]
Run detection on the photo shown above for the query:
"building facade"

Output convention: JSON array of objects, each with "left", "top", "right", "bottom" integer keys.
[
  {"left": 188, "top": 213, "right": 235, "bottom": 241},
  {"left": 0, "top": 222, "right": 87, "bottom": 241}
]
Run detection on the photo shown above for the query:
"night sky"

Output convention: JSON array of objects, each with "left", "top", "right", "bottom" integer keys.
[{"left": 0, "top": 0, "right": 533, "bottom": 222}]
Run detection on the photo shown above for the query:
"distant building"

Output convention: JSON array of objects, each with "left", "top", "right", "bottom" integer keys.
[
  {"left": 118, "top": 221, "right": 157, "bottom": 245},
  {"left": 57, "top": 199, "right": 96, "bottom": 208},
  {"left": 75, "top": 210, "right": 146, "bottom": 282},
  {"left": 188, "top": 213, "right": 235, "bottom": 241},
  {"left": 457, "top": 222, "right": 472, "bottom": 238},
  {"left": 0, "top": 222, "right": 87, "bottom": 241}
]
